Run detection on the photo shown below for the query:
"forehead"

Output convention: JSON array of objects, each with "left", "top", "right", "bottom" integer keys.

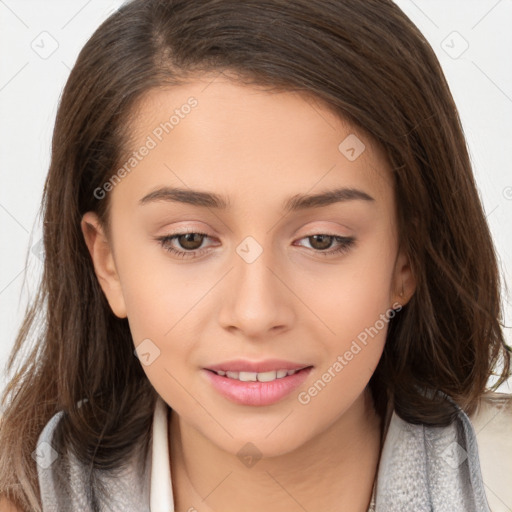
[{"left": 111, "top": 75, "right": 394, "bottom": 216}]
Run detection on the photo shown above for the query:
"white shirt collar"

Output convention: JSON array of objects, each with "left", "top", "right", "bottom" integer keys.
[{"left": 150, "top": 395, "right": 175, "bottom": 512}]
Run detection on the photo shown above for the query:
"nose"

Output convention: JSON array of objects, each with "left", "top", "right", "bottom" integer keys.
[{"left": 217, "top": 243, "right": 296, "bottom": 339}]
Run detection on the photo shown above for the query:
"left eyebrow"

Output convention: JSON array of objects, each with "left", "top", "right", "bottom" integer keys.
[
  {"left": 284, "top": 187, "right": 375, "bottom": 212},
  {"left": 138, "top": 186, "right": 375, "bottom": 212}
]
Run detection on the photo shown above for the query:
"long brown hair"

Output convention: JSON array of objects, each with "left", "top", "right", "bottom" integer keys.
[{"left": 1, "top": 0, "right": 510, "bottom": 509}]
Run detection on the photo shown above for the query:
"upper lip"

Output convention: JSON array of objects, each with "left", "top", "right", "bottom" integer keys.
[{"left": 205, "top": 359, "right": 313, "bottom": 373}]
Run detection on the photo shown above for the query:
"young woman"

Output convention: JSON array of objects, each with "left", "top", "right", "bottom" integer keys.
[{"left": 1, "top": 0, "right": 511, "bottom": 511}]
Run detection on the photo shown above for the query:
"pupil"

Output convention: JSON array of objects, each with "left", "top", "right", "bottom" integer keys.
[
  {"left": 181, "top": 233, "right": 202, "bottom": 249},
  {"left": 311, "top": 235, "right": 332, "bottom": 250}
]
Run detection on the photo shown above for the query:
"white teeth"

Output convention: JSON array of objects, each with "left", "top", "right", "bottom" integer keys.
[
  {"left": 256, "top": 371, "right": 278, "bottom": 382},
  {"left": 239, "top": 371, "right": 258, "bottom": 382},
  {"left": 216, "top": 368, "right": 305, "bottom": 382}
]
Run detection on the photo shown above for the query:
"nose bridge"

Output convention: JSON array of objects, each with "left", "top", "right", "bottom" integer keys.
[{"left": 217, "top": 234, "right": 294, "bottom": 336}]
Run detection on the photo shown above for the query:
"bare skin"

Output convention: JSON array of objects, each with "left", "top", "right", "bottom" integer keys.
[
  {"left": 82, "top": 71, "right": 415, "bottom": 511},
  {"left": 168, "top": 386, "right": 383, "bottom": 512},
  {"left": 0, "top": 497, "right": 23, "bottom": 512}
]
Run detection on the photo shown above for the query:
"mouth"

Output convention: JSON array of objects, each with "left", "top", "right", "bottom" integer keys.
[
  {"left": 202, "top": 364, "right": 314, "bottom": 406},
  {"left": 205, "top": 366, "right": 312, "bottom": 382}
]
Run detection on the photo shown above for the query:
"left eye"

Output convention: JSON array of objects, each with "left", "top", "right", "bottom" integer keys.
[
  {"left": 155, "top": 232, "right": 356, "bottom": 259},
  {"left": 294, "top": 234, "right": 355, "bottom": 256}
]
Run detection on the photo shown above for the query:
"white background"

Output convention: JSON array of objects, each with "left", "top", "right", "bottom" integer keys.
[{"left": 1, "top": 0, "right": 511, "bottom": 398}]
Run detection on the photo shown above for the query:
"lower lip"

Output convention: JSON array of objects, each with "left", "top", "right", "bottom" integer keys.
[{"left": 202, "top": 367, "right": 313, "bottom": 406}]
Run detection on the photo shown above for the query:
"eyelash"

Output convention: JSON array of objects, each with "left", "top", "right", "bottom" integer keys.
[{"left": 155, "top": 231, "right": 356, "bottom": 259}]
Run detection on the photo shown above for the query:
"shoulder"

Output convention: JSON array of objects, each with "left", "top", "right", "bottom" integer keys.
[
  {"left": 36, "top": 404, "right": 152, "bottom": 511},
  {"left": 468, "top": 391, "right": 512, "bottom": 512}
]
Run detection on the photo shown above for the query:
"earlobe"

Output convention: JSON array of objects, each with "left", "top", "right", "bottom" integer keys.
[{"left": 80, "top": 211, "right": 127, "bottom": 319}]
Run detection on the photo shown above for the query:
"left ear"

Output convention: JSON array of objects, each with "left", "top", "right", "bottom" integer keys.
[{"left": 390, "top": 247, "right": 416, "bottom": 309}]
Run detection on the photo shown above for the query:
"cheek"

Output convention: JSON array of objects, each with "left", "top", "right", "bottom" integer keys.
[
  {"left": 114, "top": 232, "right": 214, "bottom": 376},
  {"left": 119, "top": 257, "right": 197, "bottom": 408},
  {"left": 302, "top": 238, "right": 396, "bottom": 340},
  {"left": 113, "top": 227, "right": 198, "bottom": 337},
  {"left": 296, "top": 263, "right": 393, "bottom": 416},
  {"left": 295, "top": 236, "right": 395, "bottom": 400}
]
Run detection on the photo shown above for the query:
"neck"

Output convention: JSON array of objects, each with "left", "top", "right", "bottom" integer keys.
[{"left": 169, "top": 388, "right": 382, "bottom": 512}]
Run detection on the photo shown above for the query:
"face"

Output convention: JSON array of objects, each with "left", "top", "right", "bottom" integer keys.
[{"left": 82, "top": 73, "right": 414, "bottom": 457}]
